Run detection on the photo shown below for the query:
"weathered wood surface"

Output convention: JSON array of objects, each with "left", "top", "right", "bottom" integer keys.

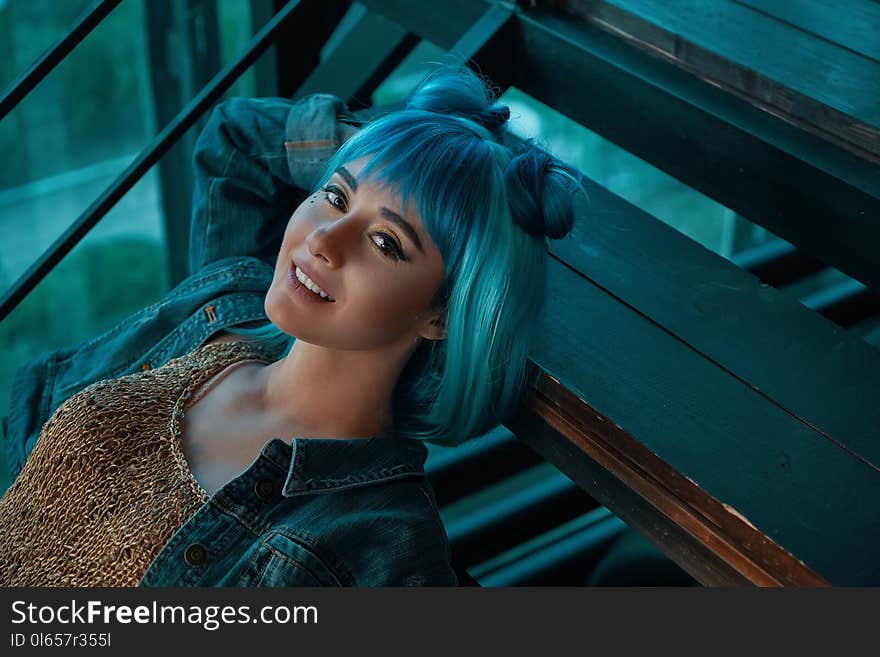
[
  {"left": 553, "top": 0, "right": 880, "bottom": 161},
  {"left": 734, "top": 0, "right": 880, "bottom": 63},
  {"left": 508, "top": 254, "right": 879, "bottom": 585}
]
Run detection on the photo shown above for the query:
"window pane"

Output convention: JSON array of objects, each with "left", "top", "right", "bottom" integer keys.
[{"left": 0, "top": 0, "right": 166, "bottom": 491}]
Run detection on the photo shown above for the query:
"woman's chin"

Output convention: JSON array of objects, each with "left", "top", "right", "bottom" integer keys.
[{"left": 264, "top": 286, "right": 300, "bottom": 330}]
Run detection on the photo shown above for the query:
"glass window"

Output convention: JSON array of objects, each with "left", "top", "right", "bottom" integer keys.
[
  {"left": 0, "top": 0, "right": 167, "bottom": 491},
  {"left": 0, "top": 0, "right": 264, "bottom": 491}
]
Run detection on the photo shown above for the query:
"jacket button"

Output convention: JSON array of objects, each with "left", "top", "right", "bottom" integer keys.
[
  {"left": 254, "top": 478, "right": 279, "bottom": 500},
  {"left": 184, "top": 543, "right": 208, "bottom": 566}
]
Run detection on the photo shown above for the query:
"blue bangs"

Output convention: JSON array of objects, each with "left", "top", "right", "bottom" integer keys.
[{"left": 312, "top": 109, "right": 506, "bottom": 280}]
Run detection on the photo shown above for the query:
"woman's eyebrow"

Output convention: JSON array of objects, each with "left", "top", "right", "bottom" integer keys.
[
  {"left": 336, "top": 165, "right": 359, "bottom": 192},
  {"left": 335, "top": 165, "right": 424, "bottom": 254},
  {"left": 378, "top": 207, "right": 424, "bottom": 254}
]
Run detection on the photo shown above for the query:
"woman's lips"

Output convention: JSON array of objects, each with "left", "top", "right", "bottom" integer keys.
[
  {"left": 286, "top": 262, "right": 335, "bottom": 303},
  {"left": 292, "top": 258, "right": 334, "bottom": 300}
]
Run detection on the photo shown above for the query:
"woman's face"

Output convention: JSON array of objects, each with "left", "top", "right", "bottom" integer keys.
[{"left": 265, "top": 156, "right": 447, "bottom": 351}]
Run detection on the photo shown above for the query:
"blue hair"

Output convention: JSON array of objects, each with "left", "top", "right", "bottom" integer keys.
[{"left": 227, "top": 64, "right": 586, "bottom": 446}]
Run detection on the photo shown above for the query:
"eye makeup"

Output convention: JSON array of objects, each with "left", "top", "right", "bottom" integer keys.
[{"left": 319, "top": 184, "right": 409, "bottom": 262}]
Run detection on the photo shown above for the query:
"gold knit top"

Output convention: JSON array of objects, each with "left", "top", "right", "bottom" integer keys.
[{"left": 0, "top": 340, "right": 277, "bottom": 587}]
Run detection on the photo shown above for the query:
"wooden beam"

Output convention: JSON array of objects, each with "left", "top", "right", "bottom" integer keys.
[
  {"left": 272, "top": 0, "right": 352, "bottom": 100},
  {"left": 553, "top": 0, "right": 880, "bottom": 161},
  {"left": 503, "top": 9, "right": 880, "bottom": 293},
  {"left": 801, "top": 278, "right": 879, "bottom": 327},
  {"left": 541, "top": 169, "right": 880, "bottom": 471},
  {"left": 733, "top": 0, "right": 880, "bottom": 64},
  {"left": 508, "top": 374, "right": 828, "bottom": 586},
  {"left": 508, "top": 257, "right": 879, "bottom": 584},
  {"left": 357, "top": 0, "right": 490, "bottom": 49},
  {"left": 730, "top": 240, "right": 825, "bottom": 289},
  {"left": 344, "top": 2, "right": 517, "bottom": 112}
]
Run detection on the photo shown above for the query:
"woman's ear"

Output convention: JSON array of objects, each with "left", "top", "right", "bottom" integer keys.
[{"left": 419, "top": 312, "right": 447, "bottom": 341}]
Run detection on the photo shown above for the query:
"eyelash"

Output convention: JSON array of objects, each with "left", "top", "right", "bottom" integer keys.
[{"left": 319, "top": 185, "right": 408, "bottom": 262}]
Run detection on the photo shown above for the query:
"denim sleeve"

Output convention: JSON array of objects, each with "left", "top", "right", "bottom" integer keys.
[
  {"left": 318, "top": 483, "right": 459, "bottom": 587},
  {"left": 188, "top": 94, "right": 358, "bottom": 277},
  {"left": 188, "top": 97, "right": 300, "bottom": 277},
  {"left": 3, "top": 351, "right": 54, "bottom": 482}
]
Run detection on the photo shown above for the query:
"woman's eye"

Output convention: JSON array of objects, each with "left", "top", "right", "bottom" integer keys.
[
  {"left": 371, "top": 233, "right": 405, "bottom": 261},
  {"left": 321, "top": 186, "right": 346, "bottom": 211}
]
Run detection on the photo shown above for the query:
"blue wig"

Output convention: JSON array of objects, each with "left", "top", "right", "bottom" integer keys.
[{"left": 228, "top": 64, "right": 586, "bottom": 446}]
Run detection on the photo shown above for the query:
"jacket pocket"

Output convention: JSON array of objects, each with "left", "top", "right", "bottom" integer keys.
[{"left": 257, "top": 529, "right": 345, "bottom": 587}]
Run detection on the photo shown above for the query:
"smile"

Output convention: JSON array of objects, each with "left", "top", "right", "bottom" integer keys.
[
  {"left": 295, "top": 265, "right": 335, "bottom": 300},
  {"left": 287, "top": 263, "right": 336, "bottom": 303}
]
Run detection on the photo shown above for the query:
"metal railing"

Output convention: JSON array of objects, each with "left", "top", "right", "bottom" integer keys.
[
  {"left": 0, "top": 0, "right": 306, "bottom": 322},
  {"left": 0, "top": 0, "right": 123, "bottom": 121}
]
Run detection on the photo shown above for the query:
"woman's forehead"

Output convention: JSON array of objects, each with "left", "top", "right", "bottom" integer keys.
[
  {"left": 335, "top": 157, "right": 418, "bottom": 216},
  {"left": 336, "top": 155, "right": 386, "bottom": 189},
  {"left": 333, "top": 157, "right": 434, "bottom": 246}
]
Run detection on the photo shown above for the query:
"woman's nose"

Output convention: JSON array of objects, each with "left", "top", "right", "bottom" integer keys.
[{"left": 306, "top": 215, "right": 358, "bottom": 265}]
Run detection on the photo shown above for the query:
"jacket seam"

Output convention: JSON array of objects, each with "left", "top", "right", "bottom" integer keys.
[
  {"left": 38, "top": 356, "right": 57, "bottom": 441},
  {"left": 53, "top": 295, "right": 268, "bottom": 399},
  {"left": 200, "top": 147, "right": 238, "bottom": 271},
  {"left": 285, "top": 469, "right": 425, "bottom": 496},
  {"left": 284, "top": 139, "right": 335, "bottom": 150},
  {"left": 144, "top": 302, "right": 268, "bottom": 373}
]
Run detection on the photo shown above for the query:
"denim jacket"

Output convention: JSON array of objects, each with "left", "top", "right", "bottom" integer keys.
[{"left": 1, "top": 94, "right": 458, "bottom": 587}]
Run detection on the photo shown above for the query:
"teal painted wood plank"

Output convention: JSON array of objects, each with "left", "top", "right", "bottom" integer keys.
[
  {"left": 735, "top": 0, "right": 880, "bottom": 63},
  {"left": 533, "top": 258, "right": 880, "bottom": 584},
  {"left": 358, "top": 0, "right": 488, "bottom": 49},
  {"left": 546, "top": 170, "right": 880, "bottom": 471},
  {"left": 597, "top": 0, "right": 880, "bottom": 128},
  {"left": 292, "top": 7, "right": 413, "bottom": 103},
  {"left": 508, "top": 12, "right": 880, "bottom": 289}
]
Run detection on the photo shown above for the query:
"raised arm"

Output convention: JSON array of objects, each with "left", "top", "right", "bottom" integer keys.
[{"left": 187, "top": 94, "right": 359, "bottom": 277}]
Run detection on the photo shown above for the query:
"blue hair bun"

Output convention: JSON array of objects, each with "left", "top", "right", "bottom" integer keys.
[
  {"left": 403, "top": 65, "right": 508, "bottom": 138},
  {"left": 504, "top": 145, "right": 583, "bottom": 240},
  {"left": 404, "top": 64, "right": 582, "bottom": 240}
]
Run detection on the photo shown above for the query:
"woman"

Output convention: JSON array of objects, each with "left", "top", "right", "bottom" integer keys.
[{"left": 0, "top": 64, "right": 585, "bottom": 587}]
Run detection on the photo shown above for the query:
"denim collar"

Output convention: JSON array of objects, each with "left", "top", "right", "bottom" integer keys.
[{"left": 258, "top": 430, "right": 429, "bottom": 497}]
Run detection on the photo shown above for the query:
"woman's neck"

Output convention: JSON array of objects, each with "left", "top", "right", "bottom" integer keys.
[{"left": 241, "top": 337, "right": 416, "bottom": 440}]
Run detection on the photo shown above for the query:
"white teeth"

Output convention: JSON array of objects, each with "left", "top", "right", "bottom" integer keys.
[{"left": 295, "top": 266, "right": 334, "bottom": 301}]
